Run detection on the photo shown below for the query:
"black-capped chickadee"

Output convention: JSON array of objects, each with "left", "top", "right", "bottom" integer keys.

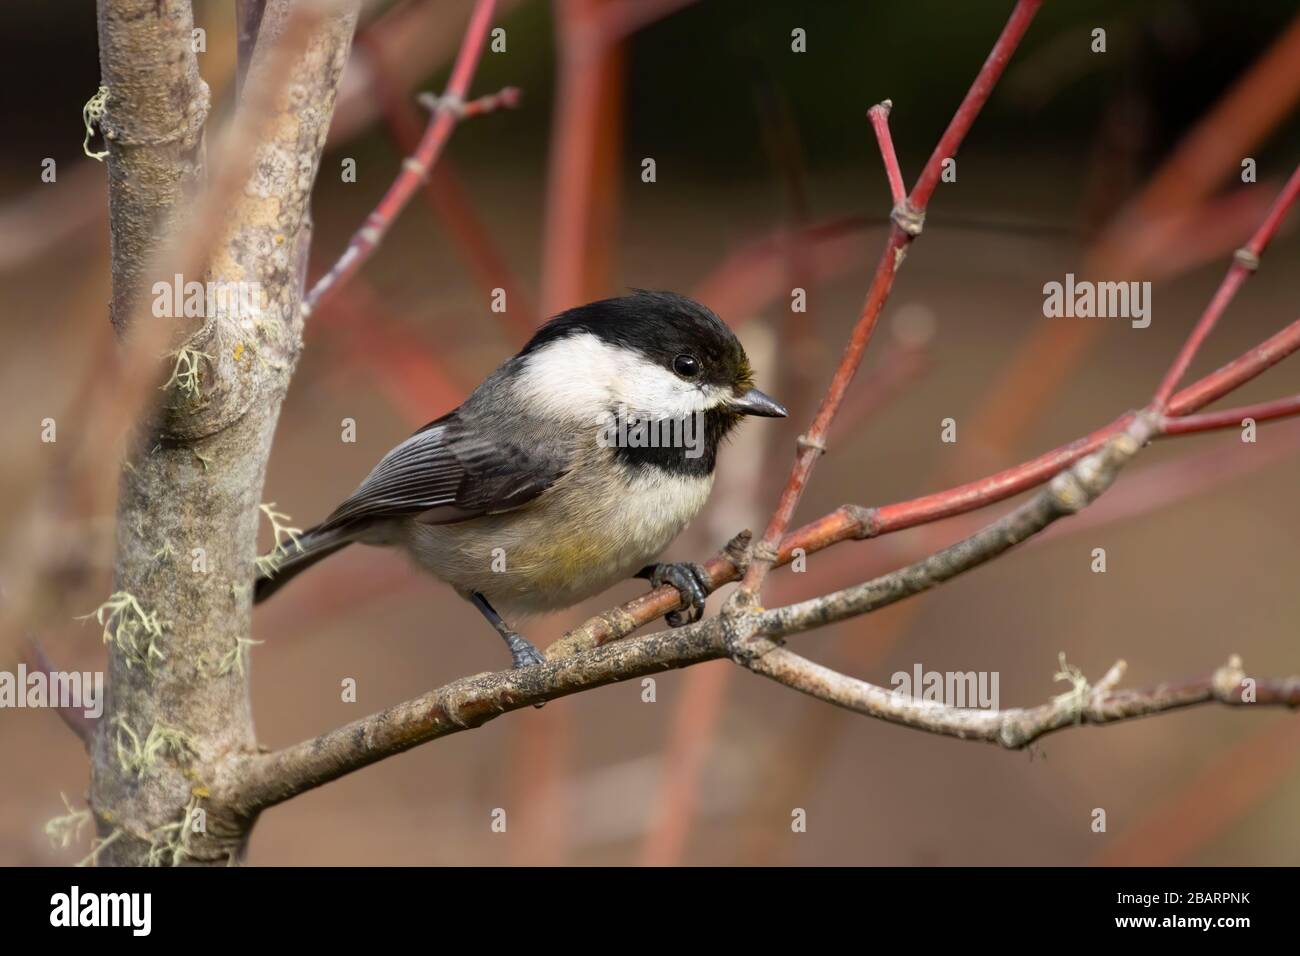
[{"left": 254, "top": 290, "right": 787, "bottom": 667}]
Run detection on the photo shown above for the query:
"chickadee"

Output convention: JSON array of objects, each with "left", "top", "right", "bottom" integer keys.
[{"left": 255, "top": 290, "right": 787, "bottom": 667}]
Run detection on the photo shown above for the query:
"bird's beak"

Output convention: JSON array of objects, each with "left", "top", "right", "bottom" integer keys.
[{"left": 731, "top": 387, "right": 788, "bottom": 418}]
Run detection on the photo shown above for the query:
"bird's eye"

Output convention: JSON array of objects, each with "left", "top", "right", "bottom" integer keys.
[{"left": 672, "top": 354, "right": 701, "bottom": 378}]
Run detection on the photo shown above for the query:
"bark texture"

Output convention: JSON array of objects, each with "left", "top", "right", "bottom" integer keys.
[
  {"left": 97, "top": 0, "right": 210, "bottom": 334},
  {"left": 90, "top": 0, "right": 359, "bottom": 866}
]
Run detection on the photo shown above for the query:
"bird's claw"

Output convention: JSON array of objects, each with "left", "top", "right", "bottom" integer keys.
[
  {"left": 505, "top": 633, "right": 546, "bottom": 669},
  {"left": 646, "top": 561, "right": 711, "bottom": 627}
]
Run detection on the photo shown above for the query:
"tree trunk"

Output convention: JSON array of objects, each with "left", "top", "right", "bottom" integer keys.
[{"left": 89, "top": 0, "right": 359, "bottom": 866}]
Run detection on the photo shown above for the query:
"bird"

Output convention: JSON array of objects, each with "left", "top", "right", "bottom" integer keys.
[{"left": 254, "top": 290, "right": 787, "bottom": 668}]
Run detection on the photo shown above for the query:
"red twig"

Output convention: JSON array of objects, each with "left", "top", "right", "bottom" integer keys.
[
  {"left": 363, "top": 33, "right": 537, "bottom": 338},
  {"left": 875, "top": 415, "right": 1134, "bottom": 534},
  {"left": 1161, "top": 394, "right": 1300, "bottom": 435},
  {"left": 738, "top": 0, "right": 1045, "bottom": 599},
  {"left": 1165, "top": 314, "right": 1300, "bottom": 416},
  {"left": 302, "top": 0, "right": 508, "bottom": 318},
  {"left": 638, "top": 660, "right": 731, "bottom": 866},
  {"left": 864, "top": 330, "right": 1300, "bottom": 536},
  {"left": 910, "top": 2, "right": 1043, "bottom": 212},
  {"left": 1152, "top": 162, "right": 1300, "bottom": 408},
  {"left": 867, "top": 100, "right": 905, "bottom": 205},
  {"left": 554, "top": 294, "right": 1300, "bottom": 658},
  {"left": 1091, "top": 10, "right": 1300, "bottom": 276}
]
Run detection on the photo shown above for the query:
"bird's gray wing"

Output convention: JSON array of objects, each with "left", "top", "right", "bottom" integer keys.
[{"left": 317, "top": 411, "right": 569, "bottom": 532}]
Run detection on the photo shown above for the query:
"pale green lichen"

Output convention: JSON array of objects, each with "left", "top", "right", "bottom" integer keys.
[
  {"left": 45, "top": 794, "right": 127, "bottom": 867},
  {"left": 82, "top": 85, "right": 110, "bottom": 160},
  {"left": 45, "top": 793, "right": 91, "bottom": 851},
  {"left": 1051, "top": 653, "right": 1090, "bottom": 722},
  {"left": 112, "top": 715, "right": 197, "bottom": 777},
  {"left": 162, "top": 345, "right": 212, "bottom": 402},
  {"left": 255, "top": 502, "right": 304, "bottom": 576},
  {"left": 52, "top": 796, "right": 201, "bottom": 867},
  {"left": 146, "top": 795, "right": 203, "bottom": 867},
  {"left": 79, "top": 591, "right": 169, "bottom": 672},
  {"left": 77, "top": 828, "right": 123, "bottom": 868},
  {"left": 202, "top": 635, "right": 262, "bottom": 678}
]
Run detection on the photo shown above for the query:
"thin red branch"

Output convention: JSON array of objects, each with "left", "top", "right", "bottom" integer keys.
[
  {"left": 738, "top": 0, "right": 1045, "bottom": 599},
  {"left": 363, "top": 33, "right": 537, "bottom": 337},
  {"left": 827, "top": 331, "right": 1300, "bottom": 537},
  {"left": 1152, "top": 162, "right": 1300, "bottom": 408},
  {"left": 908, "top": 0, "right": 1044, "bottom": 213},
  {"left": 1165, "top": 314, "right": 1300, "bottom": 416},
  {"left": 317, "top": 278, "right": 469, "bottom": 422},
  {"left": 302, "top": 0, "right": 506, "bottom": 318},
  {"left": 1090, "top": 9, "right": 1300, "bottom": 276},
  {"left": 550, "top": 304, "right": 1300, "bottom": 659},
  {"left": 736, "top": 230, "right": 906, "bottom": 591},
  {"left": 1161, "top": 394, "right": 1300, "bottom": 435},
  {"left": 867, "top": 100, "right": 905, "bottom": 205},
  {"left": 873, "top": 415, "right": 1134, "bottom": 535}
]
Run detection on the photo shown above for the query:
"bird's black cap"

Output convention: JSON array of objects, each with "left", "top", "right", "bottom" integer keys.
[{"left": 520, "top": 290, "right": 755, "bottom": 392}]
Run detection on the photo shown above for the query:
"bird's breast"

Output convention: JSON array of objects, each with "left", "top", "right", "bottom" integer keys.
[{"left": 401, "top": 460, "right": 714, "bottom": 614}]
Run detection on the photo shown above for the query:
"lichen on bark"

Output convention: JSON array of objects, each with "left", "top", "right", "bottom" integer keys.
[{"left": 90, "top": 0, "right": 360, "bottom": 866}]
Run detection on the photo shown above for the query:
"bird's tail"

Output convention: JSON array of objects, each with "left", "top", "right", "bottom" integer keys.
[{"left": 254, "top": 525, "right": 353, "bottom": 605}]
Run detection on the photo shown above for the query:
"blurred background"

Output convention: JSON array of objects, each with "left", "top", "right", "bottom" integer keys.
[{"left": 2, "top": 0, "right": 1299, "bottom": 865}]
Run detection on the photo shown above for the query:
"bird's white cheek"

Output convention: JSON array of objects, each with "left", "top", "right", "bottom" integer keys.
[
  {"left": 516, "top": 332, "right": 731, "bottom": 422},
  {"left": 612, "top": 361, "right": 701, "bottom": 418}
]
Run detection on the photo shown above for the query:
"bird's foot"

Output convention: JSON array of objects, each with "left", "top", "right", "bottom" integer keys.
[
  {"left": 503, "top": 631, "right": 546, "bottom": 670},
  {"left": 640, "top": 561, "right": 711, "bottom": 627},
  {"left": 469, "top": 591, "right": 547, "bottom": 674}
]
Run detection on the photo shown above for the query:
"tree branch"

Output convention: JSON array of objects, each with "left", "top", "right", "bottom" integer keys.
[
  {"left": 302, "top": 0, "right": 508, "bottom": 318},
  {"left": 230, "top": 413, "right": 1300, "bottom": 811},
  {"left": 867, "top": 100, "right": 905, "bottom": 205},
  {"left": 1165, "top": 313, "right": 1300, "bottom": 416},
  {"left": 548, "top": 304, "right": 1300, "bottom": 659},
  {"left": 96, "top": 0, "right": 210, "bottom": 334},
  {"left": 752, "top": 413, "right": 1157, "bottom": 641},
  {"left": 1161, "top": 394, "right": 1300, "bottom": 435},
  {"left": 89, "top": 0, "right": 361, "bottom": 867},
  {"left": 1152, "top": 161, "right": 1300, "bottom": 408},
  {"left": 739, "top": 0, "right": 1046, "bottom": 599},
  {"left": 227, "top": 622, "right": 727, "bottom": 814},
  {"left": 745, "top": 652, "right": 1299, "bottom": 750}
]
